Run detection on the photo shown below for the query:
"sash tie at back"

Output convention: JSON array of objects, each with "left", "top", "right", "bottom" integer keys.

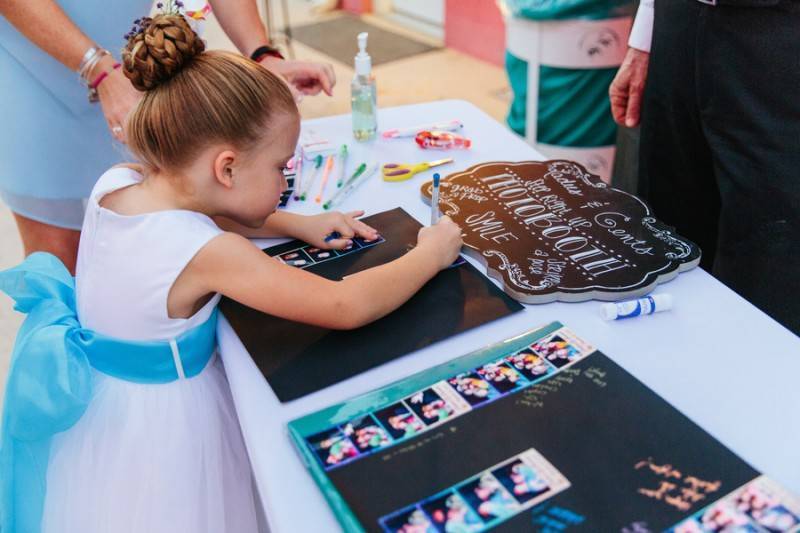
[{"left": 0, "top": 252, "right": 218, "bottom": 532}]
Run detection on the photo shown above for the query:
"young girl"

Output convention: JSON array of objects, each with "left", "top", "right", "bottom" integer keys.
[{"left": 0, "top": 12, "right": 462, "bottom": 533}]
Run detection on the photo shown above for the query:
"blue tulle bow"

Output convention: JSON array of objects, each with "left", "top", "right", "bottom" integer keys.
[{"left": 0, "top": 252, "right": 217, "bottom": 533}]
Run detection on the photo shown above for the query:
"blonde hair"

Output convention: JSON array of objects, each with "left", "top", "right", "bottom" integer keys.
[{"left": 122, "top": 14, "right": 297, "bottom": 173}]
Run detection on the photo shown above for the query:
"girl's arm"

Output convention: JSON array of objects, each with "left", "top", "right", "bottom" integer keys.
[
  {"left": 214, "top": 212, "right": 311, "bottom": 239},
  {"left": 175, "top": 219, "right": 462, "bottom": 329},
  {"left": 214, "top": 211, "right": 379, "bottom": 250}
]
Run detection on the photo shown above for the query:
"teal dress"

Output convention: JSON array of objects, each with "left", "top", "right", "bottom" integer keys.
[
  {"left": 503, "top": 0, "right": 635, "bottom": 146},
  {"left": 0, "top": 0, "right": 152, "bottom": 229}
]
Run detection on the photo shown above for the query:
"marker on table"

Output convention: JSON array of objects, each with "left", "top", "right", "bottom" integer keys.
[
  {"left": 430, "top": 173, "right": 441, "bottom": 225},
  {"left": 382, "top": 120, "right": 463, "bottom": 139},
  {"left": 299, "top": 154, "right": 323, "bottom": 201},
  {"left": 323, "top": 163, "right": 378, "bottom": 210},
  {"left": 336, "top": 144, "right": 349, "bottom": 188},
  {"left": 323, "top": 162, "right": 368, "bottom": 206},
  {"left": 601, "top": 294, "right": 673, "bottom": 321},
  {"left": 315, "top": 154, "right": 335, "bottom": 204},
  {"left": 343, "top": 162, "right": 367, "bottom": 186},
  {"left": 323, "top": 161, "right": 369, "bottom": 207},
  {"left": 292, "top": 151, "right": 304, "bottom": 200}
]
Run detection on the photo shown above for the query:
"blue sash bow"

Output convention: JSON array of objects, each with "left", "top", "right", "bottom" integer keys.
[{"left": 0, "top": 252, "right": 218, "bottom": 533}]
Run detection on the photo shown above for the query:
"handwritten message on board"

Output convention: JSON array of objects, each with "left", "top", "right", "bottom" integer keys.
[{"left": 421, "top": 160, "right": 701, "bottom": 303}]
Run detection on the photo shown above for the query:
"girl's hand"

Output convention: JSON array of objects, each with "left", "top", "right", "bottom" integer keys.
[
  {"left": 95, "top": 57, "right": 142, "bottom": 142},
  {"left": 416, "top": 216, "right": 463, "bottom": 270},
  {"left": 296, "top": 210, "right": 379, "bottom": 249}
]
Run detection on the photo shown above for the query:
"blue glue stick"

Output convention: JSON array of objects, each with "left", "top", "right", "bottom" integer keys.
[{"left": 601, "top": 294, "right": 672, "bottom": 321}]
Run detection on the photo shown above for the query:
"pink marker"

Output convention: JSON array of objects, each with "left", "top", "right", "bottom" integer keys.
[
  {"left": 381, "top": 120, "right": 463, "bottom": 139},
  {"left": 293, "top": 151, "right": 304, "bottom": 200}
]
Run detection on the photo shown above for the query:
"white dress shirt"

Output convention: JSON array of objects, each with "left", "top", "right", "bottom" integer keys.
[{"left": 629, "top": 0, "right": 655, "bottom": 52}]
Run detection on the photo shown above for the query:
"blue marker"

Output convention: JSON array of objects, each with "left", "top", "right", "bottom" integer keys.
[
  {"left": 324, "top": 231, "right": 341, "bottom": 243},
  {"left": 430, "top": 173, "right": 441, "bottom": 225}
]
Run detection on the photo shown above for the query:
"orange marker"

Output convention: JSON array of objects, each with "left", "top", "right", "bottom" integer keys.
[{"left": 315, "top": 155, "right": 335, "bottom": 204}]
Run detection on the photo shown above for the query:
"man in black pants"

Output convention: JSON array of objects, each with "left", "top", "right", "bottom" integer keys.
[{"left": 610, "top": 0, "right": 800, "bottom": 335}]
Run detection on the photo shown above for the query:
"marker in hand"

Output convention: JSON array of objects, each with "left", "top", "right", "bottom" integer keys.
[{"left": 430, "top": 173, "right": 441, "bottom": 225}]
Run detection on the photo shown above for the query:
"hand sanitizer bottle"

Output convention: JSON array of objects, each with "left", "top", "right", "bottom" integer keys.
[{"left": 351, "top": 32, "right": 377, "bottom": 141}]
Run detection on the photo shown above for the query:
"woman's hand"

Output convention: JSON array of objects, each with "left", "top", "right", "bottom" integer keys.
[
  {"left": 294, "top": 210, "right": 378, "bottom": 249},
  {"left": 259, "top": 56, "right": 336, "bottom": 98},
  {"left": 95, "top": 56, "right": 142, "bottom": 142}
]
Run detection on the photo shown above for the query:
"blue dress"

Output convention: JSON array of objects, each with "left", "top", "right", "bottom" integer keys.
[{"left": 0, "top": 0, "right": 152, "bottom": 229}]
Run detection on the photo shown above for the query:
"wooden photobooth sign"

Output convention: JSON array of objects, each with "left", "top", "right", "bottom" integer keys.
[{"left": 421, "top": 160, "right": 701, "bottom": 303}]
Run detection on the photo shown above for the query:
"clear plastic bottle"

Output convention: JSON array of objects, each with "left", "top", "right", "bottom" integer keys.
[{"left": 351, "top": 32, "right": 377, "bottom": 141}]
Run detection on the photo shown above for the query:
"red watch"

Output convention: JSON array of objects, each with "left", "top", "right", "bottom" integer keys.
[{"left": 250, "top": 45, "right": 284, "bottom": 63}]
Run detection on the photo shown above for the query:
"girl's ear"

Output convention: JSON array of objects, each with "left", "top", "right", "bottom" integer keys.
[{"left": 213, "top": 150, "right": 237, "bottom": 188}]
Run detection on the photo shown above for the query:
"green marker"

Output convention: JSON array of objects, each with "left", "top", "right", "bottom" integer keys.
[
  {"left": 336, "top": 144, "right": 349, "bottom": 188},
  {"left": 322, "top": 162, "right": 367, "bottom": 208},
  {"left": 323, "top": 163, "right": 377, "bottom": 210},
  {"left": 344, "top": 163, "right": 367, "bottom": 187},
  {"left": 299, "top": 154, "right": 323, "bottom": 201}
]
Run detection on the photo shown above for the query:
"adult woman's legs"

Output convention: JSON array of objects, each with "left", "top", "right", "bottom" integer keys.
[{"left": 12, "top": 213, "right": 80, "bottom": 274}]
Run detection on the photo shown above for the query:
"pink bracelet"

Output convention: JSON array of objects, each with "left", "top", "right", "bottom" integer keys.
[{"left": 89, "top": 63, "right": 121, "bottom": 90}]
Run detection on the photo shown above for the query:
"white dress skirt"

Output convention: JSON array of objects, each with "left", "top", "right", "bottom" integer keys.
[
  {"left": 42, "top": 358, "right": 258, "bottom": 533},
  {"left": 40, "top": 167, "right": 259, "bottom": 533}
]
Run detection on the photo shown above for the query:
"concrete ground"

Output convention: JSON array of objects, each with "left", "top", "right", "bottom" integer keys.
[{"left": 0, "top": 3, "right": 511, "bottom": 408}]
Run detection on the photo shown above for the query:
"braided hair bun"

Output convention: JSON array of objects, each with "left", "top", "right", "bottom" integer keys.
[{"left": 122, "top": 14, "right": 205, "bottom": 91}]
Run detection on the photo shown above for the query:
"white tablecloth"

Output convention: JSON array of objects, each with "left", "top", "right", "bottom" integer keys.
[{"left": 217, "top": 100, "right": 800, "bottom": 532}]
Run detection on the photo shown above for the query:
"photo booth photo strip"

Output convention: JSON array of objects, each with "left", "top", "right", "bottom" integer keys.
[
  {"left": 288, "top": 322, "right": 800, "bottom": 533},
  {"left": 420, "top": 160, "right": 701, "bottom": 304}
]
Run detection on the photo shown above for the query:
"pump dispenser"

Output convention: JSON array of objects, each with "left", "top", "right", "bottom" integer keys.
[{"left": 351, "top": 32, "right": 377, "bottom": 141}]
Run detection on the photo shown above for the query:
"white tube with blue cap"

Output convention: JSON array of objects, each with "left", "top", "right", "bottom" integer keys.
[{"left": 601, "top": 294, "right": 673, "bottom": 321}]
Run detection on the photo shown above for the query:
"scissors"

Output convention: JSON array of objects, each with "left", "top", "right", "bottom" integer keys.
[{"left": 381, "top": 158, "right": 453, "bottom": 182}]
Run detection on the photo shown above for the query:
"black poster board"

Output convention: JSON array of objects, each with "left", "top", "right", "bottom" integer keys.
[
  {"left": 220, "top": 208, "right": 523, "bottom": 402},
  {"left": 289, "top": 323, "right": 800, "bottom": 532}
]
